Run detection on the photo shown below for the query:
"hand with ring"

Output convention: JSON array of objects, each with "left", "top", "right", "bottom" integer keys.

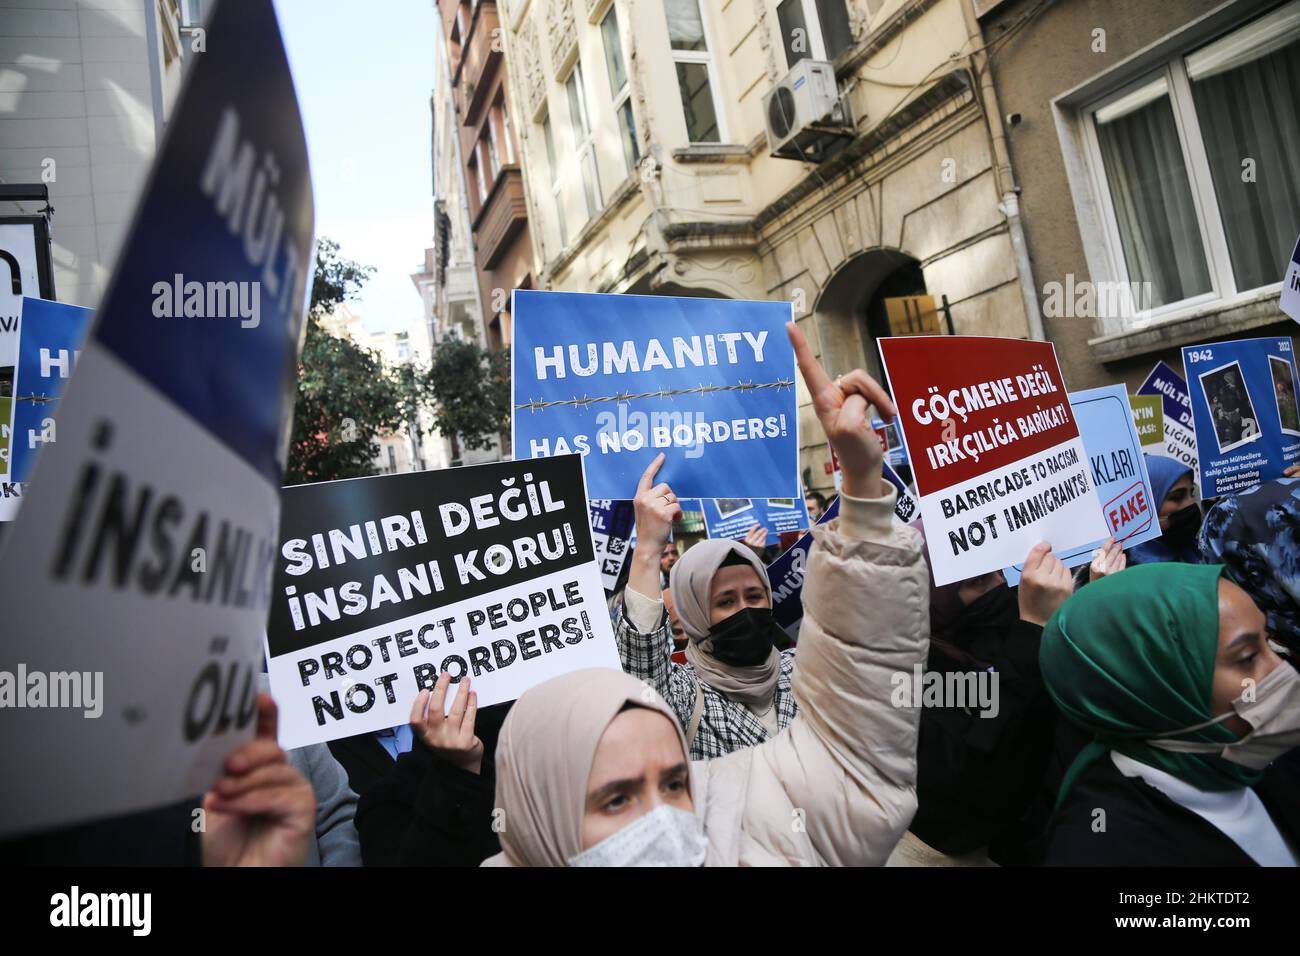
[{"left": 630, "top": 452, "right": 683, "bottom": 599}]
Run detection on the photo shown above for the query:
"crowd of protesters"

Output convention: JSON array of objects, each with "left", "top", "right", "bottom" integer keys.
[{"left": 3, "top": 322, "right": 1297, "bottom": 867}]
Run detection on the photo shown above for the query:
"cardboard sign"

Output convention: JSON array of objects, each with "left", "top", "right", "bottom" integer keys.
[
  {"left": 701, "top": 496, "right": 811, "bottom": 540},
  {"left": 0, "top": 0, "right": 314, "bottom": 839},
  {"left": 879, "top": 335, "right": 1106, "bottom": 586},
  {"left": 768, "top": 495, "right": 841, "bottom": 642},
  {"left": 8, "top": 298, "right": 94, "bottom": 483},
  {"left": 1004, "top": 385, "right": 1158, "bottom": 585},
  {"left": 1281, "top": 235, "right": 1300, "bottom": 323},
  {"left": 1130, "top": 394, "right": 1164, "bottom": 447},
  {"left": 1136, "top": 360, "right": 1198, "bottom": 477},
  {"left": 265, "top": 455, "right": 618, "bottom": 749},
  {"left": 589, "top": 498, "right": 635, "bottom": 591},
  {"left": 1183, "top": 337, "right": 1300, "bottom": 497},
  {"left": 512, "top": 290, "right": 797, "bottom": 500}
]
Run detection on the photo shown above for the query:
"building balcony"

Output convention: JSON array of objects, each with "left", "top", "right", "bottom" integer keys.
[
  {"left": 472, "top": 166, "right": 527, "bottom": 270},
  {"left": 452, "top": 0, "right": 501, "bottom": 126},
  {"left": 443, "top": 263, "right": 478, "bottom": 303}
]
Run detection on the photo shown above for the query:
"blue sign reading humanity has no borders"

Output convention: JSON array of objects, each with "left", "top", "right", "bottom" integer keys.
[{"left": 511, "top": 290, "right": 798, "bottom": 501}]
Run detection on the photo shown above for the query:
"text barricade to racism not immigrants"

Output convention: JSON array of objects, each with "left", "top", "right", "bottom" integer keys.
[{"left": 879, "top": 335, "right": 1107, "bottom": 586}]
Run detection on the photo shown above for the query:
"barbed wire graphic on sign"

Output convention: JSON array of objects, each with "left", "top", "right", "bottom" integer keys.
[
  {"left": 515, "top": 379, "right": 795, "bottom": 412},
  {"left": 15, "top": 393, "right": 56, "bottom": 405}
]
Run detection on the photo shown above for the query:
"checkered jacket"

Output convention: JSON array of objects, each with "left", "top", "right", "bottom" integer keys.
[{"left": 614, "top": 602, "right": 799, "bottom": 759}]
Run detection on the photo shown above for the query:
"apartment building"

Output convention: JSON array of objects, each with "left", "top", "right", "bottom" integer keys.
[{"left": 499, "top": 0, "right": 1038, "bottom": 492}]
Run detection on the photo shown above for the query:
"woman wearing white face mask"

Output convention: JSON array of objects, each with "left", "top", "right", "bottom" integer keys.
[
  {"left": 481, "top": 323, "right": 929, "bottom": 866},
  {"left": 1041, "top": 563, "right": 1300, "bottom": 866}
]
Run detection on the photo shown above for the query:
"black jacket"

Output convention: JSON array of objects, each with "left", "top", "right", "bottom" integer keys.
[
  {"left": 0, "top": 799, "right": 202, "bottom": 866},
  {"left": 327, "top": 732, "right": 396, "bottom": 802},
  {"left": 1045, "top": 752, "right": 1300, "bottom": 866},
  {"left": 910, "top": 616, "right": 1058, "bottom": 862},
  {"left": 353, "top": 737, "right": 499, "bottom": 866}
]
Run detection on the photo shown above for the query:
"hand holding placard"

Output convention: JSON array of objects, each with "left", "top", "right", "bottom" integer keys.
[
  {"left": 410, "top": 673, "right": 484, "bottom": 774},
  {"left": 201, "top": 694, "right": 316, "bottom": 868},
  {"left": 1016, "top": 542, "right": 1073, "bottom": 627},
  {"left": 787, "top": 322, "right": 891, "bottom": 500},
  {"left": 1088, "top": 536, "right": 1127, "bottom": 583}
]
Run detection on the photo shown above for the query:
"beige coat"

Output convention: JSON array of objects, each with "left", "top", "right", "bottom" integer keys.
[{"left": 694, "top": 489, "right": 929, "bottom": 866}]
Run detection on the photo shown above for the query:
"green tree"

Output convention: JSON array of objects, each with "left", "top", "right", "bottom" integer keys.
[
  {"left": 286, "top": 239, "right": 403, "bottom": 485},
  {"left": 425, "top": 337, "right": 511, "bottom": 457}
]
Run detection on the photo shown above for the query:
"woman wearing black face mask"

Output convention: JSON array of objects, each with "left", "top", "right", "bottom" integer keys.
[
  {"left": 616, "top": 456, "right": 796, "bottom": 759},
  {"left": 1128, "top": 455, "right": 1204, "bottom": 565},
  {"left": 889, "top": 541, "right": 1074, "bottom": 866}
]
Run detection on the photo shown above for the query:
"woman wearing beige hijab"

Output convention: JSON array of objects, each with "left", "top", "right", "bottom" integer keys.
[{"left": 483, "top": 322, "right": 929, "bottom": 866}]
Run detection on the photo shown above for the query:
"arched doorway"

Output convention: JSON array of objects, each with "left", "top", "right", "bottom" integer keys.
[{"left": 812, "top": 249, "right": 927, "bottom": 383}]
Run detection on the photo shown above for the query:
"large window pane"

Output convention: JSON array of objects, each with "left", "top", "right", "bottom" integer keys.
[
  {"left": 580, "top": 152, "right": 600, "bottom": 217},
  {"left": 1187, "top": 2, "right": 1300, "bottom": 292},
  {"left": 542, "top": 115, "right": 560, "bottom": 183},
  {"left": 665, "top": 0, "right": 707, "bottom": 51},
  {"left": 816, "top": 0, "right": 854, "bottom": 59},
  {"left": 675, "top": 61, "right": 720, "bottom": 143},
  {"left": 618, "top": 99, "right": 640, "bottom": 171},
  {"left": 601, "top": 7, "right": 628, "bottom": 93},
  {"left": 778, "top": 0, "right": 810, "bottom": 68},
  {"left": 1095, "top": 79, "right": 1212, "bottom": 307},
  {"left": 566, "top": 68, "right": 591, "bottom": 138}
]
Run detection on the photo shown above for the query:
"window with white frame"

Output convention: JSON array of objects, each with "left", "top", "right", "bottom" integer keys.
[
  {"left": 565, "top": 61, "right": 602, "bottom": 219},
  {"left": 542, "top": 109, "right": 569, "bottom": 247},
  {"left": 601, "top": 4, "right": 640, "bottom": 174},
  {"left": 1084, "top": 1, "right": 1300, "bottom": 321},
  {"left": 666, "top": 0, "right": 724, "bottom": 143},
  {"left": 775, "top": 0, "right": 853, "bottom": 68}
]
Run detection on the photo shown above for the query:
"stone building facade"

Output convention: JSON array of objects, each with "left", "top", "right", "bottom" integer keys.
[{"left": 499, "top": 0, "right": 1040, "bottom": 493}]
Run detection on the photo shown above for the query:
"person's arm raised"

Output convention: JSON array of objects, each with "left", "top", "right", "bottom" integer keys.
[
  {"left": 628, "top": 452, "right": 682, "bottom": 604},
  {"left": 787, "top": 321, "right": 891, "bottom": 504}
]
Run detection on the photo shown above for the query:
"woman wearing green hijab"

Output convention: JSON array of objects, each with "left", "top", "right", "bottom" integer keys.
[{"left": 1040, "top": 563, "right": 1300, "bottom": 865}]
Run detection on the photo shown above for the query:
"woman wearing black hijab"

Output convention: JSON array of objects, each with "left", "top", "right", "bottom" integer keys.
[{"left": 892, "top": 541, "right": 1073, "bottom": 866}]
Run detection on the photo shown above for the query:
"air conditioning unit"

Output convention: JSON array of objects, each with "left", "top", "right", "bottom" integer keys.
[{"left": 763, "top": 59, "right": 853, "bottom": 162}]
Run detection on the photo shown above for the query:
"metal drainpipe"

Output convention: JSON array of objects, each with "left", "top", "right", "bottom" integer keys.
[{"left": 960, "top": 0, "right": 1046, "bottom": 342}]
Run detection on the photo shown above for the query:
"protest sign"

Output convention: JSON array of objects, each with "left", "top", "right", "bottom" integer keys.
[
  {"left": 589, "top": 498, "right": 635, "bottom": 591},
  {"left": 701, "top": 496, "right": 811, "bottom": 540},
  {"left": 1004, "top": 385, "right": 1158, "bottom": 585},
  {"left": 825, "top": 441, "right": 918, "bottom": 523},
  {"left": 1282, "top": 235, "right": 1300, "bottom": 323},
  {"left": 768, "top": 460, "right": 919, "bottom": 641},
  {"left": 0, "top": 0, "right": 314, "bottom": 839},
  {"left": 511, "top": 289, "right": 798, "bottom": 500},
  {"left": 769, "top": 496, "right": 840, "bottom": 643},
  {"left": 265, "top": 455, "right": 618, "bottom": 749},
  {"left": 873, "top": 417, "right": 909, "bottom": 469},
  {"left": 8, "top": 297, "right": 94, "bottom": 484},
  {"left": 1136, "top": 360, "right": 1198, "bottom": 476},
  {"left": 1182, "top": 337, "right": 1300, "bottom": 497},
  {"left": 1130, "top": 395, "right": 1164, "bottom": 447},
  {"left": 879, "top": 336, "right": 1106, "bottom": 586}
]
